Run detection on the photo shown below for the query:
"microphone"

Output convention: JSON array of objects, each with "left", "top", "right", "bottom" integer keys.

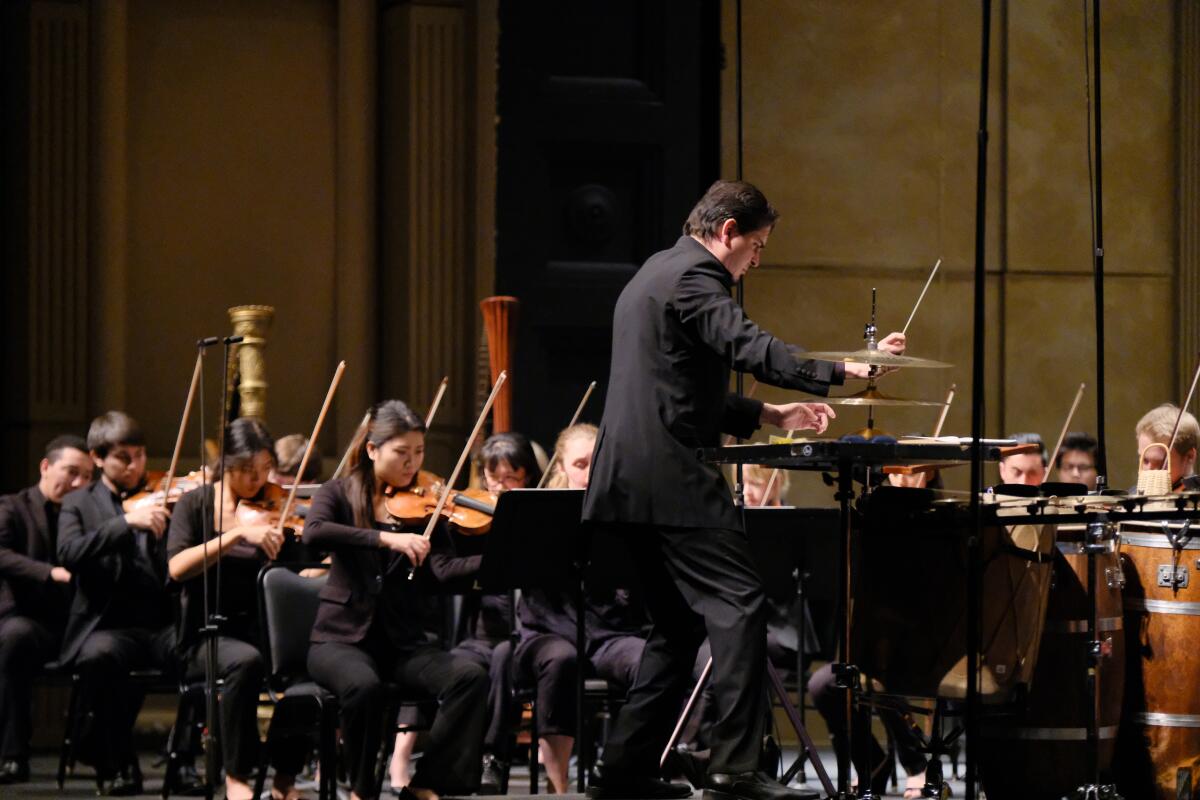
[
  {"left": 224, "top": 335, "right": 245, "bottom": 345},
  {"left": 197, "top": 337, "right": 220, "bottom": 348}
]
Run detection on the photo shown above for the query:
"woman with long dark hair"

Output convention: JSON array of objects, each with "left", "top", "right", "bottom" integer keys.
[
  {"left": 166, "top": 417, "right": 307, "bottom": 800},
  {"left": 305, "top": 399, "right": 487, "bottom": 800}
]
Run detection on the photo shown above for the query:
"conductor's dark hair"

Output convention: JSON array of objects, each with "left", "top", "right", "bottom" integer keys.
[
  {"left": 345, "top": 400, "right": 426, "bottom": 529},
  {"left": 87, "top": 411, "right": 145, "bottom": 457},
  {"left": 45, "top": 434, "right": 88, "bottom": 464},
  {"left": 481, "top": 432, "right": 542, "bottom": 489},
  {"left": 683, "top": 180, "right": 780, "bottom": 240},
  {"left": 217, "top": 418, "right": 275, "bottom": 478},
  {"left": 1056, "top": 432, "right": 1098, "bottom": 468},
  {"left": 1005, "top": 432, "right": 1048, "bottom": 466}
]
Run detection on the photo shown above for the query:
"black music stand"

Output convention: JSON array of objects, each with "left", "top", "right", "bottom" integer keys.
[
  {"left": 743, "top": 507, "right": 839, "bottom": 788},
  {"left": 477, "top": 489, "right": 589, "bottom": 793}
]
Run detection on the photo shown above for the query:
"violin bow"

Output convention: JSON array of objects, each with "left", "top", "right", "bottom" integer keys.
[
  {"left": 759, "top": 428, "right": 795, "bottom": 506},
  {"left": 1045, "top": 382, "right": 1086, "bottom": 481},
  {"left": 425, "top": 376, "right": 450, "bottom": 429},
  {"left": 409, "top": 371, "right": 507, "bottom": 580},
  {"left": 535, "top": 380, "right": 597, "bottom": 489},
  {"left": 331, "top": 412, "right": 369, "bottom": 481},
  {"left": 160, "top": 351, "right": 205, "bottom": 507},
  {"left": 1169, "top": 355, "right": 1200, "bottom": 455},
  {"left": 273, "top": 361, "right": 347, "bottom": 542}
]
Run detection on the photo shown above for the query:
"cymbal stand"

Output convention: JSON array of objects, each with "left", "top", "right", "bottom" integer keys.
[
  {"left": 1073, "top": 514, "right": 1122, "bottom": 800},
  {"left": 830, "top": 457, "right": 862, "bottom": 800}
]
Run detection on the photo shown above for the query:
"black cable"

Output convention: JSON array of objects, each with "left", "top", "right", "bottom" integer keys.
[{"left": 1090, "top": 0, "right": 1108, "bottom": 483}]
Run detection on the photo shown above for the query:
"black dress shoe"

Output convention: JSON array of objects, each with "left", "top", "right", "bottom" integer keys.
[
  {"left": 478, "top": 753, "right": 509, "bottom": 795},
  {"left": 586, "top": 761, "right": 693, "bottom": 799},
  {"left": 98, "top": 763, "right": 144, "bottom": 797},
  {"left": 704, "top": 771, "right": 819, "bottom": 800},
  {"left": 0, "top": 759, "right": 30, "bottom": 784},
  {"left": 664, "top": 746, "right": 710, "bottom": 789}
]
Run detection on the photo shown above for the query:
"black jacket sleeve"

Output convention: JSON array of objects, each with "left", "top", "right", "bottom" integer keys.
[
  {"left": 674, "top": 266, "right": 840, "bottom": 395},
  {"left": 57, "top": 495, "right": 132, "bottom": 572},
  {"left": 0, "top": 498, "right": 52, "bottom": 583},
  {"left": 302, "top": 480, "right": 382, "bottom": 551}
]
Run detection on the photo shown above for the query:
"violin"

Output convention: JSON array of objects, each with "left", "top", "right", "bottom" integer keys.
[
  {"left": 383, "top": 470, "right": 496, "bottom": 535},
  {"left": 122, "top": 470, "right": 205, "bottom": 512},
  {"left": 233, "top": 481, "right": 309, "bottom": 536}
]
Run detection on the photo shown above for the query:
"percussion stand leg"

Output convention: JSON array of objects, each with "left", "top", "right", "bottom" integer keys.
[
  {"left": 830, "top": 459, "right": 857, "bottom": 800},
  {"left": 1072, "top": 516, "right": 1122, "bottom": 800},
  {"left": 769, "top": 662, "right": 835, "bottom": 797}
]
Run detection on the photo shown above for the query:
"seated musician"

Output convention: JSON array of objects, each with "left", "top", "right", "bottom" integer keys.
[
  {"left": 0, "top": 435, "right": 92, "bottom": 785},
  {"left": 449, "top": 431, "right": 544, "bottom": 793},
  {"left": 809, "top": 466, "right": 934, "bottom": 799},
  {"left": 270, "top": 433, "right": 322, "bottom": 486},
  {"left": 305, "top": 399, "right": 487, "bottom": 800},
  {"left": 1056, "top": 432, "right": 1099, "bottom": 490},
  {"left": 166, "top": 418, "right": 308, "bottom": 800},
  {"left": 1135, "top": 403, "right": 1200, "bottom": 491},
  {"left": 996, "top": 432, "right": 1048, "bottom": 487},
  {"left": 56, "top": 411, "right": 177, "bottom": 795},
  {"left": 515, "top": 424, "right": 650, "bottom": 794}
]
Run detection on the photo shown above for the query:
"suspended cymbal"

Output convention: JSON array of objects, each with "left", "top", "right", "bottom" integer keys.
[
  {"left": 804, "top": 349, "right": 953, "bottom": 369},
  {"left": 824, "top": 386, "right": 946, "bottom": 407}
]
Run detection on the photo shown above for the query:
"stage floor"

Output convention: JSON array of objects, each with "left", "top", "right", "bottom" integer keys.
[{"left": 8, "top": 747, "right": 968, "bottom": 798}]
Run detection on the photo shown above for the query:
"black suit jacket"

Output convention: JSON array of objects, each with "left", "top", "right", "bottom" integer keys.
[
  {"left": 583, "top": 236, "right": 842, "bottom": 531},
  {"left": 0, "top": 485, "right": 70, "bottom": 627},
  {"left": 305, "top": 478, "right": 478, "bottom": 647},
  {"left": 56, "top": 480, "right": 168, "bottom": 663}
]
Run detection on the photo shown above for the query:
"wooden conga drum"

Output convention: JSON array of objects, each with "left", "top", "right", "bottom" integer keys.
[
  {"left": 977, "top": 519, "right": 1125, "bottom": 800},
  {"left": 1117, "top": 516, "right": 1200, "bottom": 800}
]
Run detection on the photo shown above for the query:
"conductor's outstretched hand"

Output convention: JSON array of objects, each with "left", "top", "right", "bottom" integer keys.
[
  {"left": 761, "top": 402, "right": 836, "bottom": 434},
  {"left": 845, "top": 330, "right": 906, "bottom": 379}
]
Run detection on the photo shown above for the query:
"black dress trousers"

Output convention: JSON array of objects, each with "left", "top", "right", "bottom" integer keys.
[
  {"left": 598, "top": 526, "right": 767, "bottom": 776},
  {"left": 0, "top": 615, "right": 58, "bottom": 760},
  {"left": 308, "top": 636, "right": 487, "bottom": 799}
]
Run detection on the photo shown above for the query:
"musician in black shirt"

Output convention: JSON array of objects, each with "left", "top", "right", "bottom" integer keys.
[
  {"left": 166, "top": 418, "right": 307, "bottom": 800},
  {"left": 0, "top": 435, "right": 91, "bottom": 784}
]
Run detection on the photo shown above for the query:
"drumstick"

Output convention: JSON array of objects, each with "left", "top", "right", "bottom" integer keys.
[
  {"left": 1169, "top": 355, "right": 1200, "bottom": 454},
  {"left": 1045, "top": 383, "right": 1086, "bottom": 480},
  {"left": 932, "top": 384, "right": 956, "bottom": 438},
  {"left": 902, "top": 258, "right": 941, "bottom": 336}
]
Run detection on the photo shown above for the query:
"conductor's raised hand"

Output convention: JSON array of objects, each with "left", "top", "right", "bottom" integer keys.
[
  {"left": 761, "top": 402, "right": 837, "bottom": 434},
  {"left": 379, "top": 531, "right": 431, "bottom": 566}
]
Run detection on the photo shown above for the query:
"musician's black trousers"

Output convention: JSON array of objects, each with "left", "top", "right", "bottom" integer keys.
[
  {"left": 0, "top": 616, "right": 58, "bottom": 760},
  {"left": 183, "top": 637, "right": 308, "bottom": 780},
  {"left": 598, "top": 525, "right": 767, "bottom": 776},
  {"left": 72, "top": 624, "right": 175, "bottom": 777},
  {"left": 309, "top": 637, "right": 487, "bottom": 798},
  {"left": 809, "top": 664, "right": 928, "bottom": 782},
  {"left": 513, "top": 632, "right": 646, "bottom": 738}
]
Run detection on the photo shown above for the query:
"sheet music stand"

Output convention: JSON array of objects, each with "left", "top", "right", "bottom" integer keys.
[
  {"left": 743, "top": 507, "right": 839, "bottom": 787},
  {"left": 478, "top": 489, "right": 590, "bottom": 792}
]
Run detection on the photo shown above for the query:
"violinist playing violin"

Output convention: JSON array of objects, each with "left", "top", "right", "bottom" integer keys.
[
  {"left": 165, "top": 417, "right": 308, "bottom": 800},
  {"left": 56, "top": 411, "right": 178, "bottom": 795},
  {"left": 305, "top": 400, "right": 488, "bottom": 800}
]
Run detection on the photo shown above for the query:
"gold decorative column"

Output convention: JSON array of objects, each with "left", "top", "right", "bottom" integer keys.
[{"left": 228, "top": 305, "right": 274, "bottom": 419}]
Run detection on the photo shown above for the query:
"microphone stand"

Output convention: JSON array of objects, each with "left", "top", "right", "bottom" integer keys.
[
  {"left": 198, "top": 335, "right": 243, "bottom": 796},
  {"left": 194, "top": 336, "right": 218, "bottom": 800}
]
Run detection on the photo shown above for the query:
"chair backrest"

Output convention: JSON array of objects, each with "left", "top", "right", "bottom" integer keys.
[{"left": 258, "top": 564, "right": 326, "bottom": 687}]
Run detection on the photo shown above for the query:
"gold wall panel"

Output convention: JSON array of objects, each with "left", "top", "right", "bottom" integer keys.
[
  {"left": 1006, "top": 1, "right": 1175, "bottom": 274},
  {"left": 119, "top": 0, "right": 338, "bottom": 454},
  {"left": 1182, "top": 2, "right": 1200, "bottom": 408}
]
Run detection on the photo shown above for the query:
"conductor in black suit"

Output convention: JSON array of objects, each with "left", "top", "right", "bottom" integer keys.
[{"left": 583, "top": 180, "right": 905, "bottom": 800}]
